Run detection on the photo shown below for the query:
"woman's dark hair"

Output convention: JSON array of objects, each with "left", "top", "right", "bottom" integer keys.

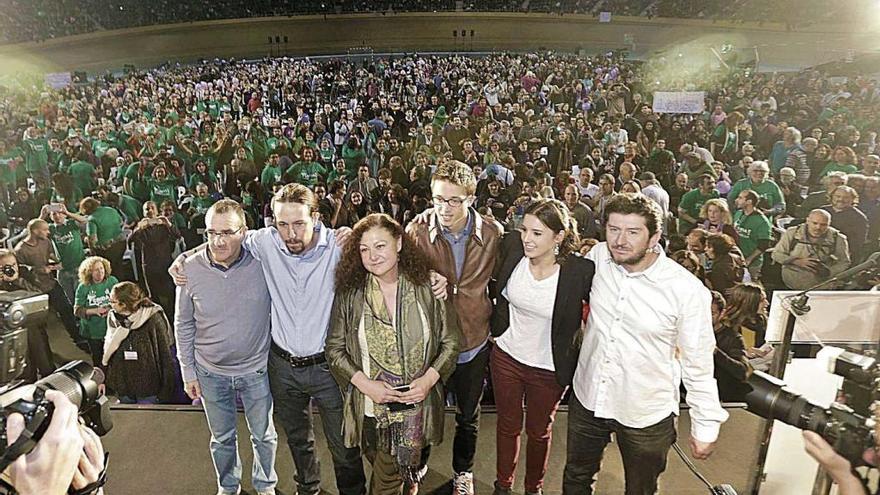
[
  {"left": 671, "top": 250, "right": 704, "bottom": 279},
  {"left": 706, "top": 232, "right": 736, "bottom": 257},
  {"left": 720, "top": 282, "right": 766, "bottom": 329},
  {"left": 111, "top": 281, "right": 154, "bottom": 314},
  {"left": 335, "top": 213, "right": 432, "bottom": 293},
  {"left": 523, "top": 198, "right": 580, "bottom": 263}
]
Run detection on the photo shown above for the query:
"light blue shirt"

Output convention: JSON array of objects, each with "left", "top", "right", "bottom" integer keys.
[{"left": 244, "top": 221, "right": 340, "bottom": 356}]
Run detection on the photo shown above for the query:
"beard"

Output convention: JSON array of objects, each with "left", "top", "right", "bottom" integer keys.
[{"left": 610, "top": 245, "right": 650, "bottom": 267}]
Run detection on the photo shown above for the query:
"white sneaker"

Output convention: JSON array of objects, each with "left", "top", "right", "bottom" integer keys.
[{"left": 453, "top": 471, "right": 474, "bottom": 495}]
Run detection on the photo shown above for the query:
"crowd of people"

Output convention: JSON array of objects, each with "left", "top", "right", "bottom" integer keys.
[
  {"left": 0, "top": 48, "right": 879, "bottom": 493},
  {"left": 1, "top": 0, "right": 869, "bottom": 44}
]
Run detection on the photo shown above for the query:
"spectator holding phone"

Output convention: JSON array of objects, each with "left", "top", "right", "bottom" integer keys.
[{"left": 326, "top": 213, "right": 460, "bottom": 495}]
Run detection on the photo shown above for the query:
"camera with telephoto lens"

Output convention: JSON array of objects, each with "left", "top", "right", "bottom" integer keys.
[
  {"left": 744, "top": 346, "right": 878, "bottom": 464},
  {"left": 0, "top": 290, "right": 112, "bottom": 472}
]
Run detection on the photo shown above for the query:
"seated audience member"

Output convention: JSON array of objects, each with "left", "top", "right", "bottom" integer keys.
[
  {"left": 705, "top": 233, "right": 746, "bottom": 294},
  {"left": 697, "top": 198, "right": 738, "bottom": 241},
  {"left": 670, "top": 249, "right": 706, "bottom": 281},
  {"left": 771, "top": 209, "right": 850, "bottom": 290},
  {"left": 710, "top": 291, "right": 751, "bottom": 403}
]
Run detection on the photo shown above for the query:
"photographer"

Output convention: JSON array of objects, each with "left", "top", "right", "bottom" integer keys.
[
  {"left": 803, "top": 431, "right": 876, "bottom": 495},
  {"left": 771, "top": 209, "right": 851, "bottom": 290},
  {"left": 0, "top": 250, "right": 54, "bottom": 382},
  {"left": 2, "top": 391, "right": 106, "bottom": 495}
]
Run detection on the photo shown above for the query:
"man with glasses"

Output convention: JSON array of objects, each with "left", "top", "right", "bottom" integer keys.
[
  {"left": 172, "top": 185, "right": 447, "bottom": 495},
  {"left": 406, "top": 160, "right": 503, "bottom": 495},
  {"left": 175, "top": 199, "right": 278, "bottom": 495}
]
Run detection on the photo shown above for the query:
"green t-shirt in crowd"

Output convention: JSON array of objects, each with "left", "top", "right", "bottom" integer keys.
[
  {"left": 68, "top": 160, "right": 97, "bottom": 194},
  {"left": 678, "top": 189, "right": 719, "bottom": 231},
  {"left": 22, "top": 138, "right": 49, "bottom": 173},
  {"left": 260, "top": 165, "right": 283, "bottom": 190},
  {"left": 124, "top": 163, "right": 151, "bottom": 201},
  {"left": 87, "top": 206, "right": 124, "bottom": 245},
  {"left": 190, "top": 196, "right": 215, "bottom": 216},
  {"left": 147, "top": 177, "right": 179, "bottom": 205},
  {"left": 0, "top": 155, "right": 16, "bottom": 184},
  {"left": 75, "top": 275, "right": 118, "bottom": 339},
  {"left": 118, "top": 194, "right": 143, "bottom": 224},
  {"left": 284, "top": 161, "right": 326, "bottom": 187},
  {"left": 818, "top": 162, "right": 859, "bottom": 178},
  {"left": 728, "top": 178, "right": 785, "bottom": 214},
  {"left": 733, "top": 209, "right": 773, "bottom": 266},
  {"left": 50, "top": 219, "right": 85, "bottom": 274}
]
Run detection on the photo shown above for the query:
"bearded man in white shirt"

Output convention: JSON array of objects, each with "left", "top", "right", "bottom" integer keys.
[{"left": 562, "top": 193, "right": 728, "bottom": 495}]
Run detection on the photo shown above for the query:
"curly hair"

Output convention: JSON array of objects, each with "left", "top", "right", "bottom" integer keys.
[
  {"left": 335, "top": 214, "right": 433, "bottom": 294},
  {"left": 77, "top": 256, "right": 112, "bottom": 286}
]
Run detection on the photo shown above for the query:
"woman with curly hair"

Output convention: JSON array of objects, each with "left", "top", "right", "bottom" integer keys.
[
  {"left": 490, "top": 198, "right": 595, "bottom": 495},
  {"left": 74, "top": 256, "right": 118, "bottom": 369},
  {"left": 326, "top": 213, "right": 460, "bottom": 494}
]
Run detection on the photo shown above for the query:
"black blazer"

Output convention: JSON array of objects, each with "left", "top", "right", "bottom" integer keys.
[{"left": 490, "top": 231, "right": 595, "bottom": 387}]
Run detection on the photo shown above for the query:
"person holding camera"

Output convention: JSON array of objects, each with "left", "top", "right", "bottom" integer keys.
[
  {"left": 771, "top": 209, "right": 851, "bottom": 290},
  {"left": 2, "top": 391, "right": 107, "bottom": 495},
  {"left": 0, "top": 250, "right": 55, "bottom": 381},
  {"left": 803, "top": 431, "right": 877, "bottom": 495}
]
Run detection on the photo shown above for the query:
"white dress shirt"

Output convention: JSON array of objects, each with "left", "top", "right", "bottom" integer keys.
[{"left": 572, "top": 243, "right": 728, "bottom": 443}]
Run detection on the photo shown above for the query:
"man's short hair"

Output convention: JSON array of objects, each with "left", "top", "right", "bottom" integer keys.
[
  {"left": 807, "top": 209, "right": 832, "bottom": 222},
  {"left": 639, "top": 171, "right": 656, "bottom": 182},
  {"left": 27, "top": 218, "right": 47, "bottom": 233},
  {"left": 79, "top": 197, "right": 100, "bottom": 215},
  {"left": 272, "top": 183, "right": 319, "bottom": 213},
  {"left": 740, "top": 189, "right": 760, "bottom": 205},
  {"left": 603, "top": 193, "right": 663, "bottom": 238},
  {"left": 207, "top": 199, "right": 246, "bottom": 228},
  {"left": 431, "top": 160, "right": 477, "bottom": 196}
]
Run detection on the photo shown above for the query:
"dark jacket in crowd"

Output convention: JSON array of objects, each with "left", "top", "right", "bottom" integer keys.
[
  {"left": 104, "top": 306, "right": 176, "bottom": 402},
  {"left": 713, "top": 325, "right": 751, "bottom": 403}
]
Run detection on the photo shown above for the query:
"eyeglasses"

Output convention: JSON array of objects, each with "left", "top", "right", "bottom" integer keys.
[
  {"left": 205, "top": 226, "right": 244, "bottom": 240},
  {"left": 432, "top": 196, "right": 468, "bottom": 208}
]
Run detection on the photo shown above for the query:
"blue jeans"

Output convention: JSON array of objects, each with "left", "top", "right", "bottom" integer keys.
[
  {"left": 268, "top": 351, "right": 366, "bottom": 495},
  {"left": 196, "top": 363, "right": 279, "bottom": 493}
]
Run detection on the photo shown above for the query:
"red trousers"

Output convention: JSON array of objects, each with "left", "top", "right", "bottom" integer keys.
[{"left": 491, "top": 346, "right": 566, "bottom": 492}]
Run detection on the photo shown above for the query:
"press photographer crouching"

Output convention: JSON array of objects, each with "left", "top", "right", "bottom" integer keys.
[{"left": 0, "top": 291, "right": 111, "bottom": 494}]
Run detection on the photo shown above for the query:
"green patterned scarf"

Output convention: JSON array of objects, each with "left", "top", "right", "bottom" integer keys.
[{"left": 363, "top": 274, "right": 427, "bottom": 485}]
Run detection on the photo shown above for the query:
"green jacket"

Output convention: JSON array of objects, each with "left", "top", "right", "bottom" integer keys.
[{"left": 326, "top": 282, "right": 461, "bottom": 449}]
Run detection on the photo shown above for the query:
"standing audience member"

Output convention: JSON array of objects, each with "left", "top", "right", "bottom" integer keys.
[
  {"left": 709, "top": 291, "right": 751, "bottom": 403},
  {"left": 771, "top": 209, "right": 850, "bottom": 290},
  {"left": 733, "top": 190, "right": 773, "bottom": 281},
  {"left": 492, "top": 199, "right": 594, "bottom": 495},
  {"left": 105, "top": 281, "right": 176, "bottom": 404},
  {"left": 74, "top": 256, "right": 118, "bottom": 370},
  {"left": 823, "top": 185, "right": 868, "bottom": 262},
  {"left": 704, "top": 233, "right": 745, "bottom": 294}
]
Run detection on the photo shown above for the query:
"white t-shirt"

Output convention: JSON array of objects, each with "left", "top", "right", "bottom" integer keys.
[{"left": 496, "top": 257, "right": 559, "bottom": 371}]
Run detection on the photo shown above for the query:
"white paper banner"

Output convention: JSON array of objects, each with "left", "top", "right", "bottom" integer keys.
[{"left": 652, "top": 91, "right": 706, "bottom": 114}]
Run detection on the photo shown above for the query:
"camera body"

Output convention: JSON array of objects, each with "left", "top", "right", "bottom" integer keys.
[
  {"left": 0, "top": 291, "right": 112, "bottom": 466},
  {"left": 745, "top": 346, "right": 879, "bottom": 465}
]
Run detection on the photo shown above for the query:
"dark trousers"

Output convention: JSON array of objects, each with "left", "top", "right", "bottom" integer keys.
[
  {"left": 85, "top": 338, "right": 105, "bottom": 372},
  {"left": 47, "top": 282, "right": 80, "bottom": 344},
  {"left": 562, "top": 395, "right": 676, "bottom": 495},
  {"left": 268, "top": 351, "right": 366, "bottom": 495},
  {"left": 21, "top": 323, "right": 54, "bottom": 382},
  {"left": 491, "top": 347, "right": 565, "bottom": 493},
  {"left": 421, "top": 343, "right": 490, "bottom": 475},
  {"left": 95, "top": 239, "right": 128, "bottom": 282}
]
